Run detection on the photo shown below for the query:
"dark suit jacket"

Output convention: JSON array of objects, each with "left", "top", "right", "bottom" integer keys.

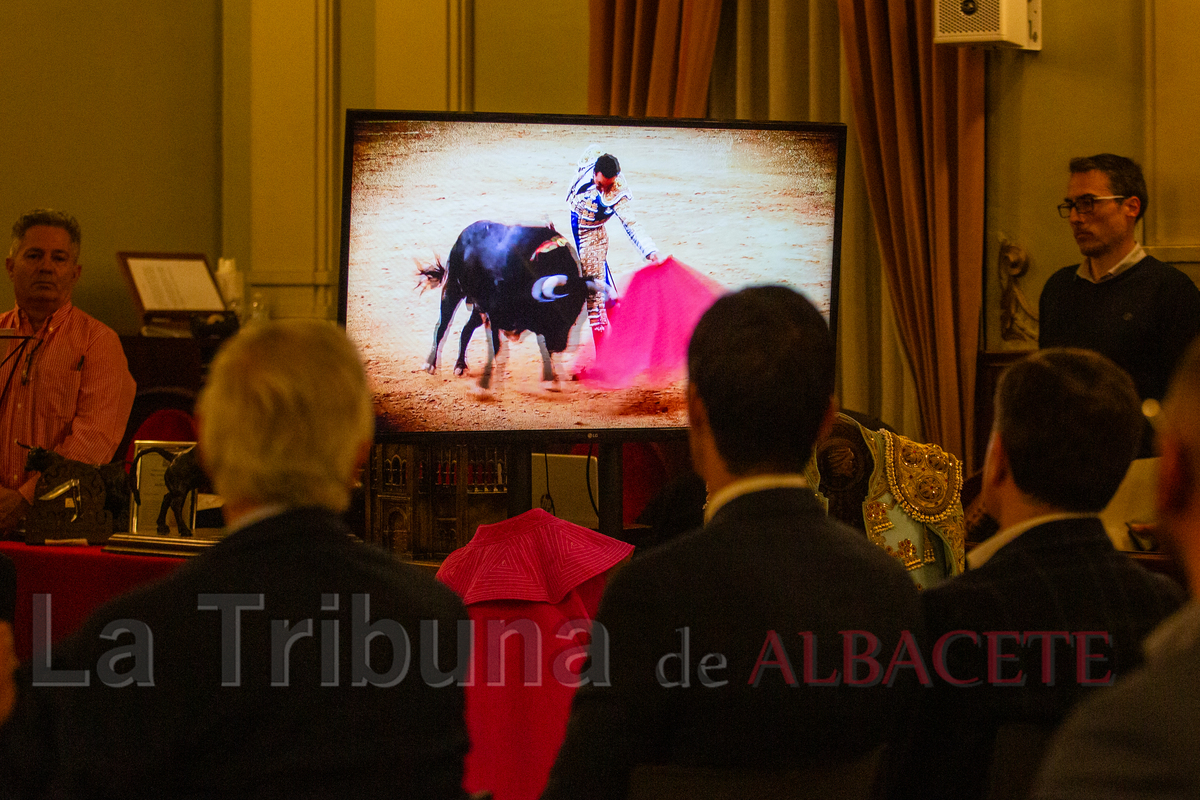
[
  {"left": 1031, "top": 602, "right": 1200, "bottom": 799},
  {"left": 889, "top": 516, "right": 1185, "bottom": 800},
  {"left": 541, "top": 487, "right": 924, "bottom": 800},
  {"left": 0, "top": 508, "right": 470, "bottom": 800}
]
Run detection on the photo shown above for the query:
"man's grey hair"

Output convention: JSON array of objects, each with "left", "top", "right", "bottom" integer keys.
[
  {"left": 9, "top": 209, "right": 82, "bottom": 259},
  {"left": 197, "top": 319, "right": 374, "bottom": 513}
]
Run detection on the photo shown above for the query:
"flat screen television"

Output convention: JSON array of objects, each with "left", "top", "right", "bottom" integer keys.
[{"left": 338, "top": 110, "right": 845, "bottom": 444}]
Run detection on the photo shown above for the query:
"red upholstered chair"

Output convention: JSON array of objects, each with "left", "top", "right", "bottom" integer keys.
[
  {"left": 569, "top": 441, "right": 672, "bottom": 528},
  {"left": 123, "top": 408, "right": 198, "bottom": 473},
  {"left": 115, "top": 383, "right": 199, "bottom": 471}
]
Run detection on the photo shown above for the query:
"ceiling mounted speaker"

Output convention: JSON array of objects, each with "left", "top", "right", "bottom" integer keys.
[{"left": 934, "top": 0, "right": 1041, "bottom": 51}]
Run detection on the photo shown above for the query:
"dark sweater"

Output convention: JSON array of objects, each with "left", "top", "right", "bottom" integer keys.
[{"left": 1038, "top": 255, "right": 1200, "bottom": 402}]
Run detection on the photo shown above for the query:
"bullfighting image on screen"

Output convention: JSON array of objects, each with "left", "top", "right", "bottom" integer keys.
[{"left": 340, "top": 113, "right": 844, "bottom": 437}]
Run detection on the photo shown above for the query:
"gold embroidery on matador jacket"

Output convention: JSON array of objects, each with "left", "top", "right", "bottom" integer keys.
[{"left": 804, "top": 414, "right": 966, "bottom": 589}]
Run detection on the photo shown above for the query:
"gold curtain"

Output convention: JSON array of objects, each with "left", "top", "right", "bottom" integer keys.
[
  {"left": 588, "top": 0, "right": 723, "bottom": 117},
  {"left": 838, "top": 0, "right": 985, "bottom": 469},
  {"left": 708, "top": 0, "right": 924, "bottom": 442}
]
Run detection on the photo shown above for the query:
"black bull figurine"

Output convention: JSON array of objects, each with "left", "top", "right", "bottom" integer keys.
[
  {"left": 129, "top": 446, "right": 213, "bottom": 536},
  {"left": 418, "top": 221, "right": 604, "bottom": 392}
]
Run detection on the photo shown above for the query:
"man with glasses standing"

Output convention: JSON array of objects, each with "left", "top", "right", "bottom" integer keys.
[{"left": 1039, "top": 155, "right": 1200, "bottom": 417}]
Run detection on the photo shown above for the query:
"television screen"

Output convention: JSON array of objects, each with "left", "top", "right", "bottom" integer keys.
[{"left": 338, "top": 111, "right": 844, "bottom": 441}]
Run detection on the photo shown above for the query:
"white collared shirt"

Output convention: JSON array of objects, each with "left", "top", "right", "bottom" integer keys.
[
  {"left": 1076, "top": 242, "right": 1146, "bottom": 284},
  {"left": 703, "top": 473, "right": 809, "bottom": 524},
  {"left": 967, "top": 511, "right": 1096, "bottom": 569}
]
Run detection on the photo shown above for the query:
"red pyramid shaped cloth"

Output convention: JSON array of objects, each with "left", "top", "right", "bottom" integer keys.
[
  {"left": 582, "top": 256, "right": 726, "bottom": 389},
  {"left": 436, "top": 508, "right": 633, "bottom": 605}
]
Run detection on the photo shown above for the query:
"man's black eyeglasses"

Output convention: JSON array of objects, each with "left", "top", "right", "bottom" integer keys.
[{"left": 1057, "top": 195, "right": 1127, "bottom": 218}]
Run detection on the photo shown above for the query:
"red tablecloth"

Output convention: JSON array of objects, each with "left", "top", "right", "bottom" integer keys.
[{"left": 0, "top": 541, "right": 183, "bottom": 663}]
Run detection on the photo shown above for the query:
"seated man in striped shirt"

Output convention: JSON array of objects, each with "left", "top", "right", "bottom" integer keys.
[{"left": 0, "top": 209, "right": 136, "bottom": 530}]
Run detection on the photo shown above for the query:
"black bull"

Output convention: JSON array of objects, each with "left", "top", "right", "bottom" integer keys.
[{"left": 418, "top": 221, "right": 598, "bottom": 391}]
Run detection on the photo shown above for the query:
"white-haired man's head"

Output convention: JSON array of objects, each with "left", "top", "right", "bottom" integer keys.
[{"left": 197, "top": 320, "right": 373, "bottom": 515}]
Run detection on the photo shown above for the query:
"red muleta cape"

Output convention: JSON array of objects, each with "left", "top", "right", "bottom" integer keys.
[
  {"left": 437, "top": 509, "right": 633, "bottom": 800},
  {"left": 582, "top": 256, "right": 725, "bottom": 389}
]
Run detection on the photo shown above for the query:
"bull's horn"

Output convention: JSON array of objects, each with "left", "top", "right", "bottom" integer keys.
[{"left": 532, "top": 275, "right": 570, "bottom": 302}]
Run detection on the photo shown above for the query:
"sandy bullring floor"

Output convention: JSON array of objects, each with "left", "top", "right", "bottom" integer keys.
[{"left": 344, "top": 120, "right": 839, "bottom": 435}]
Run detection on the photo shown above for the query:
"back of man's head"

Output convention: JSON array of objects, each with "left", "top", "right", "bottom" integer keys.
[
  {"left": 995, "top": 348, "right": 1142, "bottom": 512},
  {"left": 197, "top": 320, "right": 373, "bottom": 513},
  {"left": 688, "top": 285, "right": 834, "bottom": 475},
  {"left": 9, "top": 209, "right": 81, "bottom": 260},
  {"left": 1068, "top": 153, "right": 1148, "bottom": 222}
]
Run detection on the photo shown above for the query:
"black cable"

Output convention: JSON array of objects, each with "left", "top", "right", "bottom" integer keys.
[
  {"left": 585, "top": 441, "right": 599, "bottom": 518},
  {"left": 539, "top": 450, "right": 555, "bottom": 514},
  {"left": 19, "top": 338, "right": 43, "bottom": 385},
  {"left": 0, "top": 338, "right": 31, "bottom": 419}
]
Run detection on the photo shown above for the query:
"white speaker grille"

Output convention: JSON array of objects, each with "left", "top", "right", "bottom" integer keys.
[{"left": 938, "top": 0, "right": 1001, "bottom": 35}]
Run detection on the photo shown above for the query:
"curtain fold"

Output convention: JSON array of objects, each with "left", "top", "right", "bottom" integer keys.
[
  {"left": 838, "top": 0, "right": 984, "bottom": 469},
  {"left": 707, "top": 0, "right": 925, "bottom": 442},
  {"left": 589, "top": 0, "right": 723, "bottom": 117}
]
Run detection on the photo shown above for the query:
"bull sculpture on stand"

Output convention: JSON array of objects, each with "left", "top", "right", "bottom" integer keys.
[
  {"left": 129, "top": 445, "right": 213, "bottom": 536},
  {"left": 22, "top": 444, "right": 214, "bottom": 543},
  {"left": 23, "top": 447, "right": 131, "bottom": 544}
]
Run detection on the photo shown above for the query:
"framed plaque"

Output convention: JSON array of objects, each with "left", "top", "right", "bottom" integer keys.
[{"left": 116, "top": 252, "right": 226, "bottom": 327}]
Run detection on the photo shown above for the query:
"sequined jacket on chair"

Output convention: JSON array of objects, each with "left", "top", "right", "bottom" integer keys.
[{"left": 804, "top": 414, "right": 966, "bottom": 589}]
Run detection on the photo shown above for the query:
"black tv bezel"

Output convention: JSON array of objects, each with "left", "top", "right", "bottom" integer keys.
[{"left": 337, "top": 109, "right": 846, "bottom": 447}]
